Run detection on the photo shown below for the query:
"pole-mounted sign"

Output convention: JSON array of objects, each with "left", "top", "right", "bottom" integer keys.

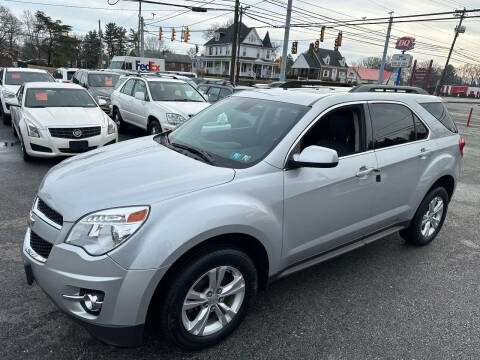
[{"left": 395, "top": 36, "right": 415, "bottom": 51}]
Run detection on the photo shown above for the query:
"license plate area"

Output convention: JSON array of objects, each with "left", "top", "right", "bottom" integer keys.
[{"left": 69, "top": 140, "right": 88, "bottom": 151}]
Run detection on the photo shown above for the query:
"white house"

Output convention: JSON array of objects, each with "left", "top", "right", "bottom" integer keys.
[{"left": 203, "top": 23, "right": 279, "bottom": 79}]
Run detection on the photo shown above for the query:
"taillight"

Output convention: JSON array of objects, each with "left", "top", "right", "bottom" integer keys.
[
  {"left": 62, "top": 80, "right": 71, "bottom": 83},
  {"left": 459, "top": 138, "right": 465, "bottom": 157}
]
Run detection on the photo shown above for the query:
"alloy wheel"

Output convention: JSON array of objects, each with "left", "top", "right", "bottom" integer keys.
[
  {"left": 421, "top": 196, "right": 444, "bottom": 238},
  {"left": 181, "top": 266, "right": 245, "bottom": 336}
]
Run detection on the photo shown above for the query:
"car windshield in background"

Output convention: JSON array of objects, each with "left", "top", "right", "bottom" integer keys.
[
  {"left": 5, "top": 72, "right": 54, "bottom": 85},
  {"left": 88, "top": 74, "right": 120, "bottom": 87},
  {"left": 149, "top": 81, "right": 204, "bottom": 102},
  {"left": 162, "top": 97, "right": 309, "bottom": 168},
  {"left": 25, "top": 88, "right": 97, "bottom": 108},
  {"left": 108, "top": 61, "right": 124, "bottom": 70}
]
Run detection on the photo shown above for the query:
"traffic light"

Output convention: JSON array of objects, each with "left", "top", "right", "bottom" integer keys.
[
  {"left": 158, "top": 27, "right": 163, "bottom": 40},
  {"left": 334, "top": 38, "right": 338, "bottom": 51},
  {"left": 184, "top": 27, "right": 190, "bottom": 42},
  {"left": 195, "top": 44, "right": 199, "bottom": 54},
  {"left": 337, "top": 31, "right": 342, "bottom": 47},
  {"left": 291, "top": 41, "right": 297, "bottom": 54},
  {"left": 320, "top": 26, "right": 325, "bottom": 42},
  {"left": 314, "top": 40, "right": 319, "bottom": 51},
  {"left": 171, "top": 28, "right": 176, "bottom": 41},
  {"left": 278, "top": 56, "right": 282, "bottom": 69}
]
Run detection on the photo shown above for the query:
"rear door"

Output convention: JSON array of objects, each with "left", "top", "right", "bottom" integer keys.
[
  {"left": 117, "top": 79, "right": 136, "bottom": 124},
  {"left": 368, "top": 101, "right": 430, "bottom": 229}
]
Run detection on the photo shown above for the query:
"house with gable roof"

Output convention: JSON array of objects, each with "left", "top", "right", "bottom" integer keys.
[
  {"left": 291, "top": 43, "right": 348, "bottom": 82},
  {"left": 203, "top": 22, "right": 279, "bottom": 78}
]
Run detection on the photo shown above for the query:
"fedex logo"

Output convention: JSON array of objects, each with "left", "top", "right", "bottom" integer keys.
[{"left": 135, "top": 60, "right": 160, "bottom": 71}]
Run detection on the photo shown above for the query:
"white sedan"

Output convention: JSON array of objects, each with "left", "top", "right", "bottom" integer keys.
[{"left": 9, "top": 82, "right": 118, "bottom": 161}]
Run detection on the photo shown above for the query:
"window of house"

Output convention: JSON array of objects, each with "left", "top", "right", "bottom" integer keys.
[
  {"left": 215, "top": 47, "right": 218, "bottom": 55},
  {"left": 241, "top": 63, "right": 247, "bottom": 72},
  {"left": 209, "top": 47, "right": 213, "bottom": 55},
  {"left": 226, "top": 47, "right": 230, "bottom": 55},
  {"left": 298, "top": 104, "right": 365, "bottom": 158},
  {"left": 256, "top": 50, "right": 260, "bottom": 58},
  {"left": 370, "top": 103, "right": 418, "bottom": 149},
  {"left": 242, "top": 47, "right": 246, "bottom": 56},
  {"left": 266, "top": 50, "right": 271, "bottom": 59},
  {"left": 322, "top": 70, "right": 329, "bottom": 77}
]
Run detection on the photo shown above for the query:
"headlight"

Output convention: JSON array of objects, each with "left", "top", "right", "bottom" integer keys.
[
  {"left": 107, "top": 118, "right": 116, "bottom": 135},
  {"left": 2, "top": 90, "right": 16, "bottom": 99},
  {"left": 166, "top": 113, "right": 186, "bottom": 125},
  {"left": 26, "top": 120, "right": 40, "bottom": 138},
  {"left": 65, "top": 206, "right": 149, "bottom": 256}
]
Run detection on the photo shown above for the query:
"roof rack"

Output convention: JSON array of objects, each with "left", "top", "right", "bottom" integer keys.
[
  {"left": 349, "top": 84, "right": 429, "bottom": 94},
  {"left": 279, "top": 80, "right": 354, "bottom": 89}
]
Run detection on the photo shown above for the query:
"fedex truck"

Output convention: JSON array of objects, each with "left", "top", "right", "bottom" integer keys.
[{"left": 108, "top": 56, "right": 165, "bottom": 72}]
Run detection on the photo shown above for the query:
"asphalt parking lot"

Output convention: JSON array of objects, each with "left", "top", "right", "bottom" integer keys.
[{"left": 1, "top": 103, "right": 480, "bottom": 359}]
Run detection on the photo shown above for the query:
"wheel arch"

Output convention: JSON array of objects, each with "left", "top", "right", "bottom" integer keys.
[
  {"left": 427, "top": 174, "right": 455, "bottom": 202},
  {"left": 146, "top": 232, "right": 270, "bottom": 321}
]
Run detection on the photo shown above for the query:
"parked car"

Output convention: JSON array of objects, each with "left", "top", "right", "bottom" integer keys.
[
  {"left": 197, "top": 84, "right": 250, "bottom": 103},
  {"left": 193, "top": 77, "right": 231, "bottom": 86},
  {"left": 350, "top": 84, "right": 429, "bottom": 94},
  {"left": 111, "top": 75, "right": 209, "bottom": 134},
  {"left": 0, "top": 67, "right": 55, "bottom": 124},
  {"left": 72, "top": 70, "right": 120, "bottom": 115},
  {"left": 22, "top": 89, "right": 463, "bottom": 350},
  {"left": 9, "top": 82, "right": 117, "bottom": 161},
  {"left": 52, "top": 67, "right": 78, "bottom": 83}
]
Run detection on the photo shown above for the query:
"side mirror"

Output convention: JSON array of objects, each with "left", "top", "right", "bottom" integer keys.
[
  {"left": 288, "top": 145, "right": 339, "bottom": 169},
  {"left": 97, "top": 98, "right": 107, "bottom": 106},
  {"left": 6, "top": 97, "right": 19, "bottom": 107},
  {"left": 134, "top": 91, "right": 145, "bottom": 101}
]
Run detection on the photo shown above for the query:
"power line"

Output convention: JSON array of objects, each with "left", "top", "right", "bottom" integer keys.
[{"left": 0, "top": 0, "right": 179, "bottom": 11}]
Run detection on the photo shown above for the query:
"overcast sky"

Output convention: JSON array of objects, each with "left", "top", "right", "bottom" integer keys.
[{"left": 2, "top": 0, "right": 480, "bottom": 66}]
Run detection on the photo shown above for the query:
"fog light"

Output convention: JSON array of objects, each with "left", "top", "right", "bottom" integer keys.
[{"left": 62, "top": 289, "right": 105, "bottom": 315}]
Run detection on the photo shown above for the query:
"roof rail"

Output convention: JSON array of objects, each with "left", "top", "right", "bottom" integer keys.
[
  {"left": 279, "top": 80, "right": 354, "bottom": 89},
  {"left": 349, "top": 84, "right": 429, "bottom": 94}
]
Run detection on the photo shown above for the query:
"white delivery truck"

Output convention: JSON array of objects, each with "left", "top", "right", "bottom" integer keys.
[{"left": 108, "top": 56, "right": 166, "bottom": 72}]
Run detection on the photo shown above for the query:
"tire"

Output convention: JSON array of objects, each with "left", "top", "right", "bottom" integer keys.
[
  {"left": 400, "top": 187, "right": 449, "bottom": 246},
  {"left": 1, "top": 106, "right": 10, "bottom": 125},
  {"left": 147, "top": 119, "right": 161, "bottom": 135},
  {"left": 113, "top": 109, "right": 125, "bottom": 133},
  {"left": 159, "top": 247, "right": 258, "bottom": 350},
  {"left": 19, "top": 132, "right": 33, "bottom": 162}
]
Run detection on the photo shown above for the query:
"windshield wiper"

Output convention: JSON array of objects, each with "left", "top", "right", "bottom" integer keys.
[{"left": 169, "top": 141, "right": 215, "bottom": 164}]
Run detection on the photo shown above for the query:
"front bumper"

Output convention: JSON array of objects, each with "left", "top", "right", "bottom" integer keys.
[
  {"left": 24, "top": 130, "right": 117, "bottom": 158},
  {"left": 21, "top": 213, "right": 165, "bottom": 346}
]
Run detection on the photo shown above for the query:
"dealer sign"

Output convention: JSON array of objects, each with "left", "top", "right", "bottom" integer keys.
[{"left": 395, "top": 36, "right": 415, "bottom": 51}]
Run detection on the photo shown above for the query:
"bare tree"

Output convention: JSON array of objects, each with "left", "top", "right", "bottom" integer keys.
[
  {"left": 144, "top": 35, "right": 166, "bottom": 53},
  {"left": 186, "top": 46, "right": 197, "bottom": 60},
  {"left": 202, "top": 18, "right": 233, "bottom": 40}
]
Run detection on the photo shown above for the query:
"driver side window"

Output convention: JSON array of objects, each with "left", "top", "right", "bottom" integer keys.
[{"left": 300, "top": 104, "right": 366, "bottom": 158}]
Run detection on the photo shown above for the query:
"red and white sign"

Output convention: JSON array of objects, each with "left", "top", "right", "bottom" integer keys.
[{"left": 395, "top": 36, "right": 415, "bottom": 51}]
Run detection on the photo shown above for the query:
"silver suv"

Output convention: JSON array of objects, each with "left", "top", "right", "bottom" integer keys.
[{"left": 22, "top": 90, "right": 463, "bottom": 350}]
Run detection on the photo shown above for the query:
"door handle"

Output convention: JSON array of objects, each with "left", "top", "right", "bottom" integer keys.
[
  {"left": 419, "top": 147, "right": 431, "bottom": 159},
  {"left": 356, "top": 167, "right": 379, "bottom": 177}
]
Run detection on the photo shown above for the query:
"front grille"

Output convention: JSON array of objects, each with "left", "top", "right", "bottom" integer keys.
[
  {"left": 37, "top": 198, "right": 63, "bottom": 226},
  {"left": 30, "top": 231, "right": 53, "bottom": 259},
  {"left": 49, "top": 126, "right": 101, "bottom": 139},
  {"left": 59, "top": 146, "right": 97, "bottom": 154}
]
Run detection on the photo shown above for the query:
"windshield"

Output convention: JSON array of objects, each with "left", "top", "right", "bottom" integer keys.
[
  {"left": 162, "top": 97, "right": 309, "bottom": 168},
  {"left": 149, "top": 81, "right": 205, "bottom": 102},
  {"left": 25, "top": 88, "right": 97, "bottom": 108},
  {"left": 88, "top": 73, "right": 120, "bottom": 87},
  {"left": 5, "top": 71, "right": 54, "bottom": 85}
]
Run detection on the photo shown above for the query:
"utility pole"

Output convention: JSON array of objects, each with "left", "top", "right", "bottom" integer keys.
[
  {"left": 235, "top": 6, "right": 243, "bottom": 84},
  {"left": 229, "top": 0, "right": 240, "bottom": 84},
  {"left": 279, "top": 0, "right": 293, "bottom": 81},
  {"left": 138, "top": 0, "right": 142, "bottom": 55},
  {"left": 378, "top": 12, "right": 393, "bottom": 84},
  {"left": 98, "top": 20, "right": 103, "bottom": 69},
  {"left": 140, "top": 16, "right": 145, "bottom": 57},
  {"left": 434, "top": 9, "right": 466, "bottom": 95}
]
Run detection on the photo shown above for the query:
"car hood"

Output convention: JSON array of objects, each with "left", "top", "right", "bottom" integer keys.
[
  {"left": 90, "top": 87, "right": 114, "bottom": 97},
  {"left": 154, "top": 101, "right": 210, "bottom": 118},
  {"left": 3, "top": 84, "right": 20, "bottom": 94},
  {"left": 38, "top": 136, "right": 235, "bottom": 221},
  {"left": 27, "top": 107, "right": 106, "bottom": 128}
]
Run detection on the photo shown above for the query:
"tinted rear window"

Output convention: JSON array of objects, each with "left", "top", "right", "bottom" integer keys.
[{"left": 420, "top": 102, "right": 457, "bottom": 133}]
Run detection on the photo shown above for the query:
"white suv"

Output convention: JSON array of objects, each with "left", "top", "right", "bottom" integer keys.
[
  {"left": 0, "top": 67, "right": 55, "bottom": 124},
  {"left": 111, "top": 76, "right": 209, "bottom": 134}
]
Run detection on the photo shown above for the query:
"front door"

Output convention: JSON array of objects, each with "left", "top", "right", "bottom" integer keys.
[
  {"left": 130, "top": 79, "right": 149, "bottom": 129},
  {"left": 283, "top": 103, "right": 380, "bottom": 266}
]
